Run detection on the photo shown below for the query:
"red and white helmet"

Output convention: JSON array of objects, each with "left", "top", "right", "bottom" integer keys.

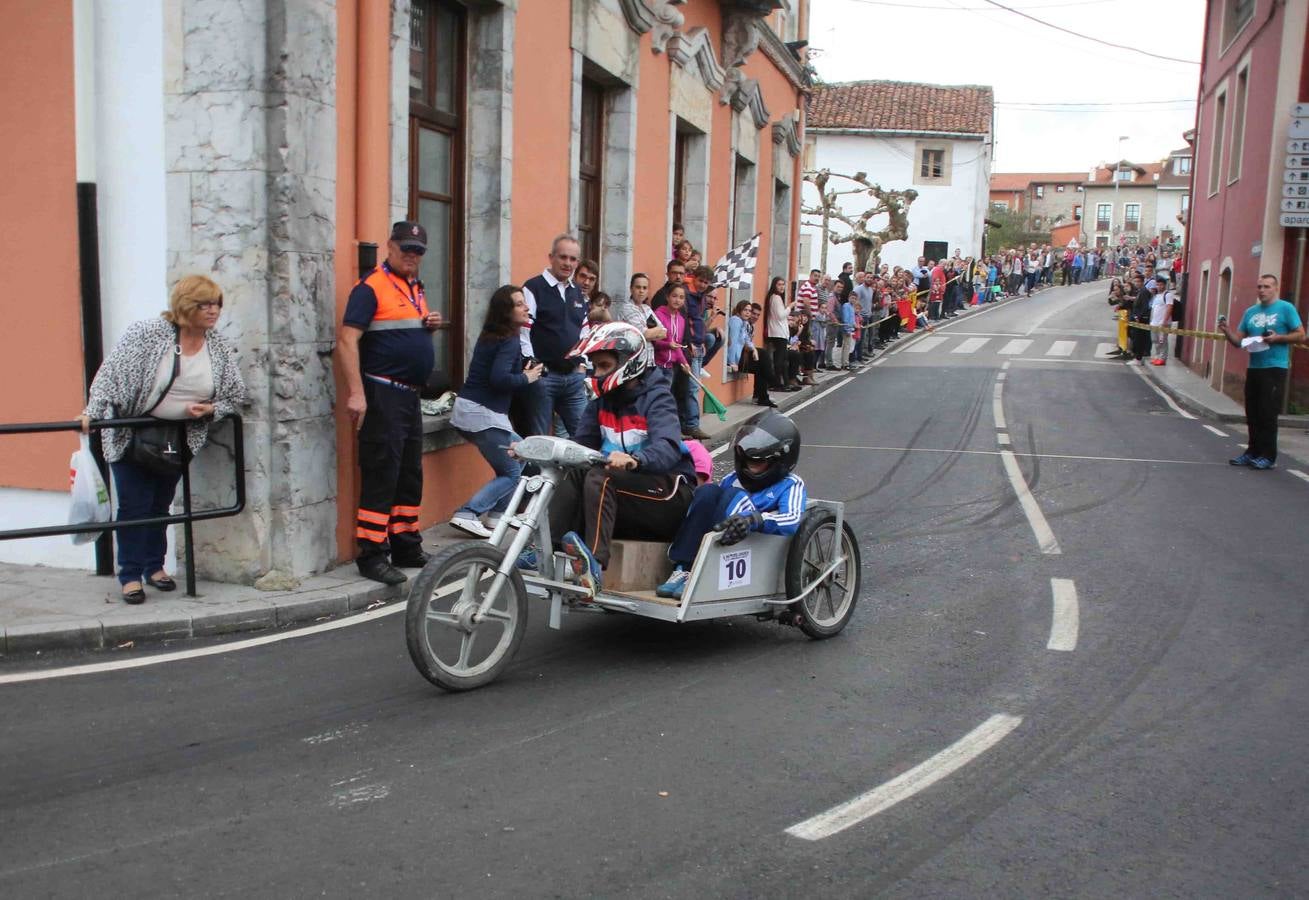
[{"left": 569, "top": 321, "right": 651, "bottom": 399}]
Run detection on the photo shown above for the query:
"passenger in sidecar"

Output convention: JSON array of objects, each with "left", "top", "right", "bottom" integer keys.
[{"left": 656, "top": 411, "right": 805, "bottom": 599}]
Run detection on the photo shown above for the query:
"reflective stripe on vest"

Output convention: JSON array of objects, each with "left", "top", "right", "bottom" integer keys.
[{"left": 359, "top": 266, "right": 427, "bottom": 332}]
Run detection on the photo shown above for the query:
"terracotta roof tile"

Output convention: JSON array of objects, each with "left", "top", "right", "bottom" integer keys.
[
  {"left": 990, "top": 172, "right": 1087, "bottom": 191},
  {"left": 808, "top": 80, "right": 994, "bottom": 135}
]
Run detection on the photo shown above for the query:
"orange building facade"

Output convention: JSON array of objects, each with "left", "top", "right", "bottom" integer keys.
[{"left": 0, "top": 0, "right": 811, "bottom": 581}]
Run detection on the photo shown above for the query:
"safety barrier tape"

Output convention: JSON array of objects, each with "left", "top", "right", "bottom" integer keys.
[{"left": 1126, "top": 321, "right": 1309, "bottom": 351}]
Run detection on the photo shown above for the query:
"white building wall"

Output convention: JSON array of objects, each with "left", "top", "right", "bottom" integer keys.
[{"left": 801, "top": 132, "right": 991, "bottom": 273}]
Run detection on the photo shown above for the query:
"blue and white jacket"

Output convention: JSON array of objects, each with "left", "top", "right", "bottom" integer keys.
[{"left": 721, "top": 471, "right": 807, "bottom": 536}]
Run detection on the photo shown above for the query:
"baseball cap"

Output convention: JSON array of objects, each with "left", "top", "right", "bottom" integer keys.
[{"left": 390, "top": 220, "right": 427, "bottom": 251}]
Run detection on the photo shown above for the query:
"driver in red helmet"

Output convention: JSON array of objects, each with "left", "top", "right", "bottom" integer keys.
[
  {"left": 656, "top": 411, "right": 807, "bottom": 599},
  {"left": 533, "top": 321, "right": 696, "bottom": 595}
]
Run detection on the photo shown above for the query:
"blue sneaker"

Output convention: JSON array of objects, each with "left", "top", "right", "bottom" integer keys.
[
  {"left": 561, "top": 531, "right": 602, "bottom": 594},
  {"left": 656, "top": 566, "right": 690, "bottom": 599},
  {"left": 1249, "top": 456, "right": 1275, "bottom": 470},
  {"left": 1229, "top": 453, "right": 1252, "bottom": 467},
  {"left": 515, "top": 547, "right": 539, "bottom": 571}
]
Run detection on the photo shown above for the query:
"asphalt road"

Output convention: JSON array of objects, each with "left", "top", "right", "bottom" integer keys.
[{"left": 4, "top": 281, "right": 1309, "bottom": 898}]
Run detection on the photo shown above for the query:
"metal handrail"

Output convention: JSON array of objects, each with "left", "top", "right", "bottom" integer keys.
[{"left": 0, "top": 414, "right": 246, "bottom": 596}]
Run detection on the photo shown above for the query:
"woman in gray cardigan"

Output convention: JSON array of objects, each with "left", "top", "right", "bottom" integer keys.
[{"left": 79, "top": 275, "right": 246, "bottom": 604}]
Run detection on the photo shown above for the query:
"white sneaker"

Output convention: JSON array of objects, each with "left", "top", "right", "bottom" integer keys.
[{"left": 449, "top": 515, "right": 493, "bottom": 539}]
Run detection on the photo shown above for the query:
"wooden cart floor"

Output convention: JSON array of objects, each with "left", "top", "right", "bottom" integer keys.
[{"left": 604, "top": 589, "right": 680, "bottom": 607}]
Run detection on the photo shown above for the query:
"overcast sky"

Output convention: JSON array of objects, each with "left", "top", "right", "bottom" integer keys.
[{"left": 808, "top": 0, "right": 1205, "bottom": 173}]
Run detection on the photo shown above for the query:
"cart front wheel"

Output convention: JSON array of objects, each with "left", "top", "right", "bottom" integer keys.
[
  {"left": 784, "top": 510, "right": 861, "bottom": 639},
  {"left": 405, "top": 541, "right": 528, "bottom": 691}
]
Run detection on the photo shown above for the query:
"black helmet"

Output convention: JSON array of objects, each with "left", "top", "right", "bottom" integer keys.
[{"left": 732, "top": 412, "right": 801, "bottom": 492}]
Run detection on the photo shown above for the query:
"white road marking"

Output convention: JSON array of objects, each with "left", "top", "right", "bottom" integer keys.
[
  {"left": 806, "top": 444, "right": 1221, "bottom": 466},
  {"left": 304, "top": 723, "right": 369, "bottom": 745},
  {"left": 1000, "top": 449, "right": 1061, "bottom": 554},
  {"left": 1130, "top": 365, "right": 1196, "bottom": 419},
  {"left": 1095, "top": 342, "right": 1117, "bottom": 357},
  {"left": 0, "top": 601, "right": 407, "bottom": 685},
  {"left": 1047, "top": 578, "right": 1079, "bottom": 652},
  {"left": 1001, "top": 360, "right": 1011, "bottom": 371},
  {"left": 1046, "top": 341, "right": 1076, "bottom": 357},
  {"left": 1010, "top": 357, "right": 1121, "bottom": 366},
  {"left": 871, "top": 357, "right": 887, "bottom": 366},
  {"left": 1203, "top": 425, "right": 1228, "bottom": 437},
  {"left": 996, "top": 373, "right": 1006, "bottom": 382},
  {"left": 1289, "top": 469, "right": 1309, "bottom": 485},
  {"left": 998, "top": 339, "right": 1033, "bottom": 355},
  {"left": 938, "top": 332, "right": 1023, "bottom": 338},
  {"left": 992, "top": 393, "right": 1007, "bottom": 429},
  {"left": 785, "top": 714, "right": 1024, "bottom": 841},
  {"left": 905, "top": 336, "right": 948, "bottom": 353},
  {"left": 997, "top": 433, "right": 1011, "bottom": 445},
  {"left": 952, "top": 338, "right": 991, "bottom": 354}
]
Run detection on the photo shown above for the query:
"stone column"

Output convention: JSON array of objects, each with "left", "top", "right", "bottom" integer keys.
[{"left": 165, "top": 0, "right": 338, "bottom": 587}]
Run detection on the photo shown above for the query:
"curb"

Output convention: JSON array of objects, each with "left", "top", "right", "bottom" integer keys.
[
  {"left": 1139, "top": 364, "right": 1309, "bottom": 428},
  {"left": 1, "top": 579, "right": 406, "bottom": 656}
]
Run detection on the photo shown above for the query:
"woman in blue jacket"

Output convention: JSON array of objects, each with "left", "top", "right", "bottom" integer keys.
[{"left": 449, "top": 285, "right": 544, "bottom": 537}]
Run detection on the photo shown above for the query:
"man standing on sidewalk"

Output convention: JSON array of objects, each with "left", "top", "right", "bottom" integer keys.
[
  {"left": 1218, "top": 274, "right": 1304, "bottom": 470},
  {"left": 340, "top": 221, "right": 443, "bottom": 584},
  {"left": 1149, "top": 274, "right": 1174, "bottom": 366},
  {"left": 522, "top": 234, "right": 589, "bottom": 437}
]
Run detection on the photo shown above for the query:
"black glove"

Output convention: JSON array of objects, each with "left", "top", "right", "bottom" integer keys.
[{"left": 714, "top": 512, "right": 763, "bottom": 546}]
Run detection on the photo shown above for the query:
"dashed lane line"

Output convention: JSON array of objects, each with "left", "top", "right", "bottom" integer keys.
[
  {"left": 1289, "top": 469, "right": 1309, "bottom": 485},
  {"left": 1000, "top": 449, "right": 1062, "bottom": 555},
  {"left": 785, "top": 714, "right": 1024, "bottom": 841},
  {"left": 1047, "top": 578, "right": 1079, "bottom": 652},
  {"left": 1203, "top": 425, "right": 1228, "bottom": 437}
]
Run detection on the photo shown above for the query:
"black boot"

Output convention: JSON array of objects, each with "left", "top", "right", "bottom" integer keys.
[
  {"left": 358, "top": 555, "right": 408, "bottom": 585},
  {"left": 392, "top": 548, "right": 432, "bottom": 569}
]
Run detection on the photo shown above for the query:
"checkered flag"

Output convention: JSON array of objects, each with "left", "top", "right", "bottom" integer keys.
[{"left": 712, "top": 233, "right": 762, "bottom": 290}]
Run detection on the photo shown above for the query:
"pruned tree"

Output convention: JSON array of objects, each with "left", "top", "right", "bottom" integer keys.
[{"left": 800, "top": 169, "right": 918, "bottom": 272}]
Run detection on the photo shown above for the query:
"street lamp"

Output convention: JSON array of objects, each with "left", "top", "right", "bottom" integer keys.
[{"left": 1114, "top": 135, "right": 1129, "bottom": 245}]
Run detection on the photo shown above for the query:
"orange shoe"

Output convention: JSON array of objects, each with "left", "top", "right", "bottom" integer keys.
[{"left": 1151, "top": 359, "right": 1166, "bottom": 366}]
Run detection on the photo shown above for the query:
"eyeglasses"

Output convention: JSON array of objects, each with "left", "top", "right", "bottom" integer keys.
[{"left": 196, "top": 300, "right": 224, "bottom": 311}]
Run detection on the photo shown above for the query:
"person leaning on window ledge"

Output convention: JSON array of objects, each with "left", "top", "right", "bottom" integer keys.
[
  {"left": 338, "top": 221, "right": 444, "bottom": 585},
  {"left": 78, "top": 275, "right": 247, "bottom": 605}
]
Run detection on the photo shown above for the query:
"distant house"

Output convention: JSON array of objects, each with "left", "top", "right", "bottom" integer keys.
[
  {"left": 988, "top": 172, "right": 1086, "bottom": 231},
  {"left": 801, "top": 79, "right": 994, "bottom": 270},
  {"left": 1081, "top": 160, "right": 1166, "bottom": 248}
]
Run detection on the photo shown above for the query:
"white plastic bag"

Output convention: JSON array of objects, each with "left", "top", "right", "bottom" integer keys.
[{"left": 68, "top": 435, "right": 111, "bottom": 544}]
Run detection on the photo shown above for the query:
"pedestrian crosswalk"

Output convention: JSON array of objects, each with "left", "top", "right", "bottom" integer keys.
[{"left": 896, "top": 334, "right": 1118, "bottom": 360}]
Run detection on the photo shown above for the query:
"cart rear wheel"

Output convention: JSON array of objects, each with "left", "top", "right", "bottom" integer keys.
[
  {"left": 784, "top": 510, "right": 861, "bottom": 639},
  {"left": 405, "top": 541, "right": 528, "bottom": 691}
]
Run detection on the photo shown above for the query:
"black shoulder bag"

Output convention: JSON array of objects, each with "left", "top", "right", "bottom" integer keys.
[{"left": 128, "top": 329, "right": 193, "bottom": 476}]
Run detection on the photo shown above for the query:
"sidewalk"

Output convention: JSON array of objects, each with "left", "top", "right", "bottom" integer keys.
[
  {"left": 1139, "top": 357, "right": 1309, "bottom": 468},
  {"left": 0, "top": 342, "right": 889, "bottom": 657}
]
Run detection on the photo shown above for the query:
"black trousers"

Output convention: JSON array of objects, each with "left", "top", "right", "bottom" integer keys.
[
  {"left": 1244, "top": 367, "right": 1286, "bottom": 463},
  {"left": 1129, "top": 321, "right": 1152, "bottom": 360},
  {"left": 740, "top": 349, "right": 774, "bottom": 403},
  {"left": 547, "top": 468, "right": 693, "bottom": 569},
  {"left": 766, "top": 337, "right": 790, "bottom": 387},
  {"left": 356, "top": 379, "right": 424, "bottom": 560}
]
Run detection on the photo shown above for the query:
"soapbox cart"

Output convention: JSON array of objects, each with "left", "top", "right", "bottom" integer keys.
[{"left": 404, "top": 435, "right": 860, "bottom": 691}]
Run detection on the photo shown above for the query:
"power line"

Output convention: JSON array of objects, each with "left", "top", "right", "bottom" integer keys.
[
  {"left": 974, "top": 0, "right": 1201, "bottom": 64},
  {"left": 842, "top": 0, "right": 1118, "bottom": 9},
  {"left": 996, "top": 98, "right": 1194, "bottom": 107}
]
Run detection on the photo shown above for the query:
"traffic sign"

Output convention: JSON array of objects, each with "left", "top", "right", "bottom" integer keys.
[
  {"left": 1285, "top": 169, "right": 1309, "bottom": 184},
  {"left": 1292, "top": 139, "right": 1309, "bottom": 154},
  {"left": 1288, "top": 154, "right": 1309, "bottom": 169},
  {"left": 1280, "top": 212, "right": 1309, "bottom": 227},
  {"left": 1294, "top": 103, "right": 1309, "bottom": 116},
  {"left": 1283, "top": 198, "right": 1309, "bottom": 212},
  {"left": 1293, "top": 117, "right": 1309, "bottom": 138},
  {"left": 1283, "top": 183, "right": 1309, "bottom": 197}
]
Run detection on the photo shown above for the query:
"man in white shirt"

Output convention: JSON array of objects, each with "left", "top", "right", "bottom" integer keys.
[{"left": 1149, "top": 276, "right": 1174, "bottom": 365}]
